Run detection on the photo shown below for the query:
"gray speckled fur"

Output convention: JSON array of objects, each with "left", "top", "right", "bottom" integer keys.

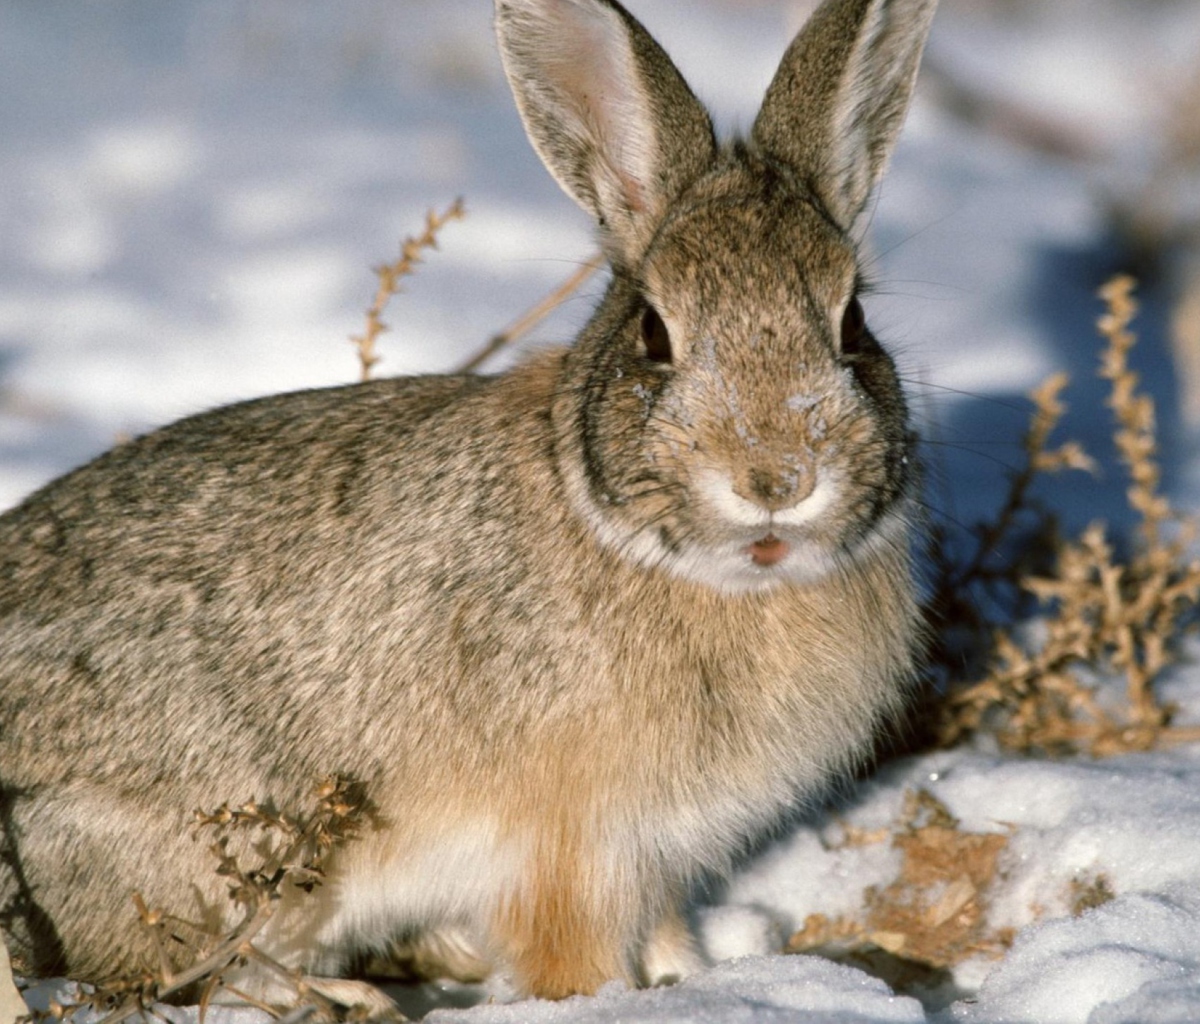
[{"left": 1, "top": 0, "right": 937, "bottom": 1002}]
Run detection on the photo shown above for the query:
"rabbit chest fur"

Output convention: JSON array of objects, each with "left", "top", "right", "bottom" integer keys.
[{"left": 0, "top": 0, "right": 937, "bottom": 1005}]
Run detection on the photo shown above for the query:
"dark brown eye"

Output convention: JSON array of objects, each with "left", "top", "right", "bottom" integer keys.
[
  {"left": 840, "top": 295, "right": 867, "bottom": 355},
  {"left": 640, "top": 305, "right": 672, "bottom": 364}
]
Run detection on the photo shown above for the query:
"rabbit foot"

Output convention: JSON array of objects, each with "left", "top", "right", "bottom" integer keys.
[
  {"left": 369, "top": 926, "right": 493, "bottom": 985},
  {"left": 300, "top": 977, "right": 400, "bottom": 1019}
]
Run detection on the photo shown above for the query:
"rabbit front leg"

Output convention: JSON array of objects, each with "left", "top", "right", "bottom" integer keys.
[
  {"left": 491, "top": 885, "right": 630, "bottom": 999},
  {"left": 491, "top": 844, "right": 640, "bottom": 999}
]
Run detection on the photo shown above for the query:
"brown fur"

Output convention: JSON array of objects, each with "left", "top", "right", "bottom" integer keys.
[{"left": 0, "top": 0, "right": 938, "bottom": 1004}]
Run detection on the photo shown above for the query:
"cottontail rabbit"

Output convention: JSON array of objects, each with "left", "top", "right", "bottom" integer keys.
[{"left": 0, "top": 0, "right": 936, "bottom": 1006}]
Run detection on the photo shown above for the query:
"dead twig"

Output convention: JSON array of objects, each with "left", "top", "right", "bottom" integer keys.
[
  {"left": 939, "top": 276, "right": 1200, "bottom": 756},
  {"left": 455, "top": 253, "right": 604, "bottom": 373},
  {"left": 81, "top": 778, "right": 370, "bottom": 1024},
  {"left": 350, "top": 199, "right": 466, "bottom": 382}
]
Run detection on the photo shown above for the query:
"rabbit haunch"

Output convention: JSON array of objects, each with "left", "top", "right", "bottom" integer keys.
[{"left": 0, "top": 0, "right": 937, "bottom": 1006}]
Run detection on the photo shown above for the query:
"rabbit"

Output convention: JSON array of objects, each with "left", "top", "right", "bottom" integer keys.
[{"left": 0, "top": 0, "right": 937, "bottom": 1007}]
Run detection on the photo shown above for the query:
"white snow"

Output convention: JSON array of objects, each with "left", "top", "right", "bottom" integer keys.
[
  {"left": 5, "top": 1, "right": 1200, "bottom": 1022},
  {"left": 953, "top": 887, "right": 1200, "bottom": 1024}
]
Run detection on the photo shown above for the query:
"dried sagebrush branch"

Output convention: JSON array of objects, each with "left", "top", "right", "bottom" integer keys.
[
  {"left": 350, "top": 199, "right": 466, "bottom": 381},
  {"left": 940, "top": 276, "right": 1200, "bottom": 756},
  {"left": 51, "top": 778, "right": 376, "bottom": 1024},
  {"left": 923, "top": 369, "right": 1097, "bottom": 689},
  {"left": 455, "top": 254, "right": 604, "bottom": 374},
  {"left": 348, "top": 200, "right": 600, "bottom": 380}
]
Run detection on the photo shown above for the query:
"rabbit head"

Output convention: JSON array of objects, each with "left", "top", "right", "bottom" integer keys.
[{"left": 497, "top": 0, "right": 935, "bottom": 594}]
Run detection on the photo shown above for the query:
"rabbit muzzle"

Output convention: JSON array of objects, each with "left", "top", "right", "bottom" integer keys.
[{"left": 747, "top": 533, "right": 788, "bottom": 567}]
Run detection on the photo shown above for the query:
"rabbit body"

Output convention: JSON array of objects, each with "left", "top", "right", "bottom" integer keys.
[{"left": 0, "top": 0, "right": 936, "bottom": 1003}]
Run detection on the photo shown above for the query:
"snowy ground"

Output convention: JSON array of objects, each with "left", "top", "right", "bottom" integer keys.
[{"left": 5, "top": 1, "right": 1200, "bottom": 1022}]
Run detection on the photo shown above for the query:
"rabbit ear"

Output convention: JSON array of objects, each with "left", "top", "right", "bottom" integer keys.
[
  {"left": 753, "top": 0, "right": 937, "bottom": 229},
  {"left": 495, "top": 0, "right": 716, "bottom": 265}
]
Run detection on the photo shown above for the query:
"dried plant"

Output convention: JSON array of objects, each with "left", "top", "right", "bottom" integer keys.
[
  {"left": 923, "top": 370, "right": 1097, "bottom": 692},
  {"left": 347, "top": 199, "right": 604, "bottom": 379},
  {"left": 1068, "top": 873, "right": 1116, "bottom": 917},
  {"left": 787, "top": 793, "right": 1122, "bottom": 1003},
  {"left": 454, "top": 254, "right": 604, "bottom": 374},
  {"left": 350, "top": 199, "right": 466, "bottom": 382},
  {"left": 937, "top": 277, "right": 1200, "bottom": 756},
  {"left": 787, "top": 789, "right": 1014, "bottom": 986},
  {"left": 45, "top": 778, "right": 375, "bottom": 1024}
]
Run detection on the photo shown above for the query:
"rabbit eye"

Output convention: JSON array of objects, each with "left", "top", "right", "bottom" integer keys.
[
  {"left": 840, "top": 296, "right": 867, "bottom": 356},
  {"left": 640, "top": 306, "right": 673, "bottom": 364}
]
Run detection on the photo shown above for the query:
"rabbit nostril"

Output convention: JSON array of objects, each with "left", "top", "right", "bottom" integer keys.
[{"left": 738, "top": 467, "right": 814, "bottom": 511}]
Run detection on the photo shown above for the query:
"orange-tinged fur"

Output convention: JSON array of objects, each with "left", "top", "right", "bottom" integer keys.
[{"left": 0, "top": 0, "right": 937, "bottom": 1005}]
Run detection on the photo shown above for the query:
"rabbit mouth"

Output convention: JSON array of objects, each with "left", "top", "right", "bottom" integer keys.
[{"left": 747, "top": 532, "right": 790, "bottom": 567}]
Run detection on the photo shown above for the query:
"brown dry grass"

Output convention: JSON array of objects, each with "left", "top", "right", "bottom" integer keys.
[
  {"left": 786, "top": 790, "right": 1118, "bottom": 1001},
  {"left": 1068, "top": 873, "right": 1116, "bottom": 917},
  {"left": 934, "top": 276, "right": 1200, "bottom": 757},
  {"left": 787, "top": 790, "right": 1014, "bottom": 974},
  {"left": 350, "top": 199, "right": 466, "bottom": 382},
  {"left": 40, "top": 779, "right": 376, "bottom": 1024}
]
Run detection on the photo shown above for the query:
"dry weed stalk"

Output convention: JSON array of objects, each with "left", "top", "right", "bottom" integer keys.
[
  {"left": 48, "top": 778, "right": 372, "bottom": 1024},
  {"left": 940, "top": 276, "right": 1200, "bottom": 756},
  {"left": 348, "top": 198, "right": 602, "bottom": 379},
  {"left": 924, "top": 370, "right": 1095, "bottom": 689},
  {"left": 788, "top": 789, "right": 1014, "bottom": 973},
  {"left": 455, "top": 254, "right": 604, "bottom": 373},
  {"left": 350, "top": 199, "right": 466, "bottom": 381}
]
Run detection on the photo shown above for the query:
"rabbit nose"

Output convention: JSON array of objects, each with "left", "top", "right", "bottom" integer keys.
[{"left": 734, "top": 466, "right": 815, "bottom": 512}]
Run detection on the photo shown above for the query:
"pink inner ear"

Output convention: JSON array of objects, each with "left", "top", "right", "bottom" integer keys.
[
  {"left": 534, "top": 1, "right": 657, "bottom": 215},
  {"left": 616, "top": 169, "right": 647, "bottom": 214}
]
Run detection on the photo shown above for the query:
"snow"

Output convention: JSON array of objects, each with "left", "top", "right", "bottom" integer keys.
[
  {"left": 428, "top": 957, "right": 928, "bottom": 1024},
  {"left": 5, "top": 1, "right": 1200, "bottom": 1022},
  {"left": 714, "top": 744, "right": 1200, "bottom": 1020},
  {"left": 951, "top": 887, "right": 1200, "bottom": 1024}
]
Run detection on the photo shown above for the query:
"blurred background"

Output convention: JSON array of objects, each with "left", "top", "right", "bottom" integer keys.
[{"left": 0, "top": 0, "right": 1197, "bottom": 552}]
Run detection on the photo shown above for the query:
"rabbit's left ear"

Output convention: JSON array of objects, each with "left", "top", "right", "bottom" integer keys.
[
  {"left": 753, "top": 0, "right": 938, "bottom": 230},
  {"left": 495, "top": 0, "right": 716, "bottom": 265}
]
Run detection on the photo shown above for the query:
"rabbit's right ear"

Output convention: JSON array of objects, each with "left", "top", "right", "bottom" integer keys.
[
  {"left": 495, "top": 0, "right": 716, "bottom": 266},
  {"left": 753, "top": 0, "right": 937, "bottom": 230}
]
